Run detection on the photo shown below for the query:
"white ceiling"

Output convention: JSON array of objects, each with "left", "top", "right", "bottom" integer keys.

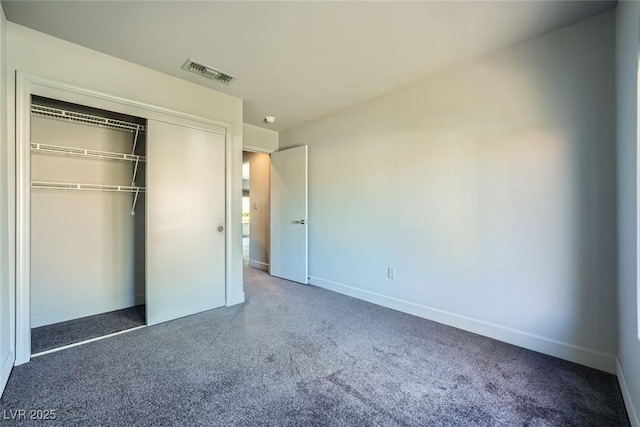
[{"left": 2, "top": 1, "right": 616, "bottom": 132}]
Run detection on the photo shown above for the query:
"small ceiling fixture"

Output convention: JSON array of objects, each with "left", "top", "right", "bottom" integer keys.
[
  {"left": 181, "top": 59, "right": 235, "bottom": 85},
  {"left": 264, "top": 116, "right": 276, "bottom": 124}
]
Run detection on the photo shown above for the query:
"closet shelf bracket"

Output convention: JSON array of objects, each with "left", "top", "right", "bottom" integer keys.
[
  {"left": 132, "top": 158, "right": 140, "bottom": 186},
  {"left": 132, "top": 127, "right": 140, "bottom": 155},
  {"left": 131, "top": 188, "right": 140, "bottom": 216}
]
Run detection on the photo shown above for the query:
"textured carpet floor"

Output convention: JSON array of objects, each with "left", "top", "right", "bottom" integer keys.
[
  {"left": 31, "top": 305, "right": 145, "bottom": 354},
  {"left": 1, "top": 267, "right": 629, "bottom": 426}
]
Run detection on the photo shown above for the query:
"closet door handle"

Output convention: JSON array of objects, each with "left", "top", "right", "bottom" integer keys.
[{"left": 217, "top": 226, "right": 224, "bottom": 232}]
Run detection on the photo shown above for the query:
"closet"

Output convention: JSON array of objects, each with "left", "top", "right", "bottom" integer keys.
[
  {"left": 16, "top": 81, "right": 230, "bottom": 363},
  {"left": 29, "top": 96, "right": 147, "bottom": 353}
]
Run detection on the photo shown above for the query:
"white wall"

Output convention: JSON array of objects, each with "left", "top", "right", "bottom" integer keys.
[
  {"left": 243, "top": 151, "right": 270, "bottom": 271},
  {"left": 615, "top": 2, "right": 640, "bottom": 424},
  {"left": 0, "top": 5, "right": 11, "bottom": 394},
  {"left": 5, "top": 22, "right": 245, "bottom": 325},
  {"left": 30, "top": 117, "right": 144, "bottom": 327},
  {"left": 243, "top": 123, "right": 278, "bottom": 153},
  {"left": 281, "top": 12, "right": 617, "bottom": 373}
]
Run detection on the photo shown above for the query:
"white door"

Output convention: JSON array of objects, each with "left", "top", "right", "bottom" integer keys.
[
  {"left": 146, "top": 120, "right": 226, "bottom": 325},
  {"left": 270, "top": 145, "right": 308, "bottom": 284}
]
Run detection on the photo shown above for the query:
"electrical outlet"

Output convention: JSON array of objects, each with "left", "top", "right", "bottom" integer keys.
[{"left": 388, "top": 267, "right": 395, "bottom": 280}]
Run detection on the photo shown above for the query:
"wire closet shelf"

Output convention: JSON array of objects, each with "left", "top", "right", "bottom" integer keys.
[
  {"left": 30, "top": 104, "right": 146, "bottom": 215},
  {"left": 31, "top": 181, "right": 144, "bottom": 193},
  {"left": 31, "top": 104, "right": 146, "bottom": 133},
  {"left": 30, "top": 143, "right": 145, "bottom": 163}
]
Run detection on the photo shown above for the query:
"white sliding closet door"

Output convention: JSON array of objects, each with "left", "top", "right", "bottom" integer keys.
[{"left": 146, "top": 120, "right": 226, "bottom": 325}]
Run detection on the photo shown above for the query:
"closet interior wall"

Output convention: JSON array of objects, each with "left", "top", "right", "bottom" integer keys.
[{"left": 30, "top": 96, "right": 146, "bottom": 328}]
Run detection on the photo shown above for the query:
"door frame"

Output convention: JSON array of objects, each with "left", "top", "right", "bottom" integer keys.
[{"left": 14, "top": 72, "right": 237, "bottom": 364}]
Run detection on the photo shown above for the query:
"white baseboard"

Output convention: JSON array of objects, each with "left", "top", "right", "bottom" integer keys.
[
  {"left": 248, "top": 259, "right": 269, "bottom": 271},
  {"left": 31, "top": 293, "right": 146, "bottom": 328},
  {"left": 309, "top": 276, "right": 617, "bottom": 374},
  {"left": 0, "top": 351, "right": 14, "bottom": 398},
  {"left": 618, "top": 359, "right": 640, "bottom": 426}
]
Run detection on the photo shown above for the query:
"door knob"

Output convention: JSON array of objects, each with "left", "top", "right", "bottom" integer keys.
[
  {"left": 299, "top": 220, "right": 307, "bottom": 225},
  {"left": 218, "top": 226, "right": 224, "bottom": 232}
]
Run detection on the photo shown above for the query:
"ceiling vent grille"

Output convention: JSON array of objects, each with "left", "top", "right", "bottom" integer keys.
[{"left": 181, "top": 59, "right": 235, "bottom": 85}]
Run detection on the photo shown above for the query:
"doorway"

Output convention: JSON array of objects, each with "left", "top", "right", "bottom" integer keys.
[
  {"left": 242, "top": 151, "right": 271, "bottom": 272},
  {"left": 242, "top": 161, "right": 250, "bottom": 266}
]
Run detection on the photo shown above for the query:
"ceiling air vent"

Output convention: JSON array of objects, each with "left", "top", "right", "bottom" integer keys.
[{"left": 181, "top": 59, "right": 236, "bottom": 85}]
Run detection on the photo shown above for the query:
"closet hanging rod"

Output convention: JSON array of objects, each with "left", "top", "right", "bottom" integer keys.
[
  {"left": 31, "top": 104, "right": 146, "bottom": 133},
  {"left": 31, "top": 143, "right": 146, "bottom": 163},
  {"left": 31, "top": 181, "right": 145, "bottom": 193}
]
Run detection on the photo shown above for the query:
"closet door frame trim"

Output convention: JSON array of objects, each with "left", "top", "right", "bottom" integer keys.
[{"left": 15, "top": 72, "right": 236, "bottom": 365}]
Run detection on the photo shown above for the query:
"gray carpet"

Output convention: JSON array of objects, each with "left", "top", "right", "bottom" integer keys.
[
  {"left": 31, "top": 305, "right": 146, "bottom": 354},
  {"left": 1, "top": 267, "right": 629, "bottom": 426}
]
